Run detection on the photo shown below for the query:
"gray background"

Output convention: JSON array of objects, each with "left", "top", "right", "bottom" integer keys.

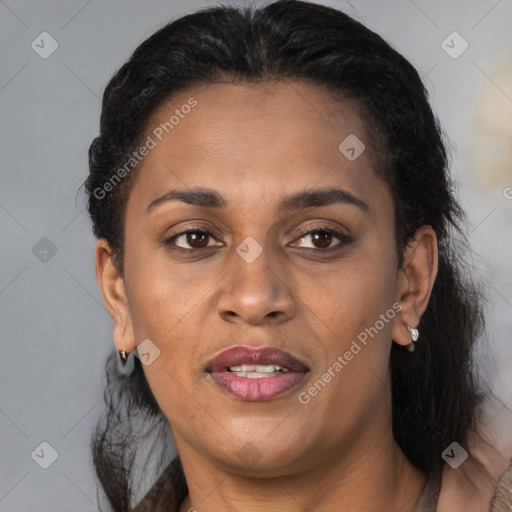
[{"left": 1, "top": 0, "right": 511, "bottom": 510}]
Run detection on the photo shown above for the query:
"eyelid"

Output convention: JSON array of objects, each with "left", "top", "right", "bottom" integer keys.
[
  {"left": 165, "top": 221, "right": 220, "bottom": 239},
  {"left": 164, "top": 222, "right": 350, "bottom": 253},
  {"left": 165, "top": 225, "right": 223, "bottom": 249},
  {"left": 288, "top": 223, "right": 349, "bottom": 249},
  {"left": 292, "top": 223, "right": 347, "bottom": 238}
]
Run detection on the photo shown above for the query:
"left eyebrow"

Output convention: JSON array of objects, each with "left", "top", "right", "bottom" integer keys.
[
  {"left": 145, "top": 186, "right": 369, "bottom": 215},
  {"left": 278, "top": 187, "right": 369, "bottom": 214}
]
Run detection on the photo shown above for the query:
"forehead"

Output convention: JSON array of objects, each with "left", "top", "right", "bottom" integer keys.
[{"left": 127, "top": 80, "right": 388, "bottom": 215}]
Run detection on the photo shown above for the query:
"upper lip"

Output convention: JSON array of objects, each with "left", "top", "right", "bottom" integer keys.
[{"left": 206, "top": 346, "right": 309, "bottom": 373}]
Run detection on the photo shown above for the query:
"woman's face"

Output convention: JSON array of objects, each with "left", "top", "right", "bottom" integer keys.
[{"left": 102, "top": 81, "right": 419, "bottom": 476}]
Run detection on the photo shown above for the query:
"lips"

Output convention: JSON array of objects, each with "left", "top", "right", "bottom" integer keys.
[
  {"left": 206, "top": 346, "right": 309, "bottom": 401},
  {"left": 206, "top": 346, "right": 309, "bottom": 373}
]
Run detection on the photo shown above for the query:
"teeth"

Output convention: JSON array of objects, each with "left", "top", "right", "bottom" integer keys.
[
  {"left": 231, "top": 371, "right": 279, "bottom": 378},
  {"left": 227, "top": 363, "right": 291, "bottom": 376},
  {"left": 230, "top": 364, "right": 282, "bottom": 372}
]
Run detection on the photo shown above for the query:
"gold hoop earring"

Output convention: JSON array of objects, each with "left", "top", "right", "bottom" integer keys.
[{"left": 118, "top": 349, "right": 128, "bottom": 366}]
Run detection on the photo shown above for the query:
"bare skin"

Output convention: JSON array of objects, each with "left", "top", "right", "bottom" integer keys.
[
  {"left": 95, "top": 81, "right": 440, "bottom": 511},
  {"left": 437, "top": 405, "right": 512, "bottom": 511}
]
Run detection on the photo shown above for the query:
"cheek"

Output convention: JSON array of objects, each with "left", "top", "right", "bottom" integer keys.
[
  {"left": 308, "top": 242, "right": 398, "bottom": 392},
  {"left": 126, "top": 278, "right": 206, "bottom": 424},
  {"left": 124, "top": 241, "right": 210, "bottom": 340},
  {"left": 321, "top": 247, "right": 397, "bottom": 329},
  {"left": 122, "top": 266, "right": 202, "bottom": 407},
  {"left": 299, "top": 263, "right": 398, "bottom": 434}
]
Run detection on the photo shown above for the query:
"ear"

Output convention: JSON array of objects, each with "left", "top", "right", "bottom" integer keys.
[
  {"left": 95, "top": 239, "right": 136, "bottom": 354},
  {"left": 392, "top": 225, "right": 438, "bottom": 347}
]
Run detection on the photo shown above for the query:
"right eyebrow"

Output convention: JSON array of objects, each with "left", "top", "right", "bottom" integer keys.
[{"left": 146, "top": 187, "right": 226, "bottom": 214}]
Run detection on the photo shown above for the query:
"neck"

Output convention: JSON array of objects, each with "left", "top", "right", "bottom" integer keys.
[{"left": 176, "top": 425, "right": 425, "bottom": 512}]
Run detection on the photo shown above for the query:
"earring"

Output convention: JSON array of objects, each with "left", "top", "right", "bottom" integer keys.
[
  {"left": 406, "top": 325, "right": 419, "bottom": 352},
  {"left": 118, "top": 349, "right": 128, "bottom": 366}
]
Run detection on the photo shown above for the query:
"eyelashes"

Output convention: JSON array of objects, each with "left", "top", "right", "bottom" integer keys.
[
  {"left": 164, "top": 224, "right": 351, "bottom": 255},
  {"left": 166, "top": 227, "right": 222, "bottom": 251},
  {"left": 291, "top": 225, "right": 349, "bottom": 252}
]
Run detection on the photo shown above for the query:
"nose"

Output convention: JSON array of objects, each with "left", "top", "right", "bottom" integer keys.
[{"left": 217, "top": 244, "right": 296, "bottom": 325}]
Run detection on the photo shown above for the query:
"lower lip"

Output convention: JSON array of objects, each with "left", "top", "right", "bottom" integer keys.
[{"left": 209, "top": 371, "right": 308, "bottom": 401}]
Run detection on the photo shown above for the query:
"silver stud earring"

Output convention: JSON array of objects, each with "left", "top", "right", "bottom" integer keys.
[{"left": 407, "top": 325, "right": 419, "bottom": 352}]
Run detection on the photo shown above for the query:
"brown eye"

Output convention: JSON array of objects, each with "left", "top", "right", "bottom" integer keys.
[
  {"left": 294, "top": 228, "right": 344, "bottom": 251},
  {"left": 310, "top": 231, "right": 332, "bottom": 249},
  {"left": 185, "top": 232, "right": 209, "bottom": 248},
  {"left": 166, "top": 229, "right": 221, "bottom": 251}
]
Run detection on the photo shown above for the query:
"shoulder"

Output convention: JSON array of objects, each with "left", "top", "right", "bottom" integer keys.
[
  {"left": 491, "top": 462, "right": 512, "bottom": 511},
  {"left": 437, "top": 400, "right": 512, "bottom": 511}
]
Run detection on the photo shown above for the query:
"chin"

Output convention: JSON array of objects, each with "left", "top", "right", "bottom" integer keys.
[
  {"left": 220, "top": 451, "right": 304, "bottom": 478},
  {"left": 209, "top": 434, "right": 315, "bottom": 478}
]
